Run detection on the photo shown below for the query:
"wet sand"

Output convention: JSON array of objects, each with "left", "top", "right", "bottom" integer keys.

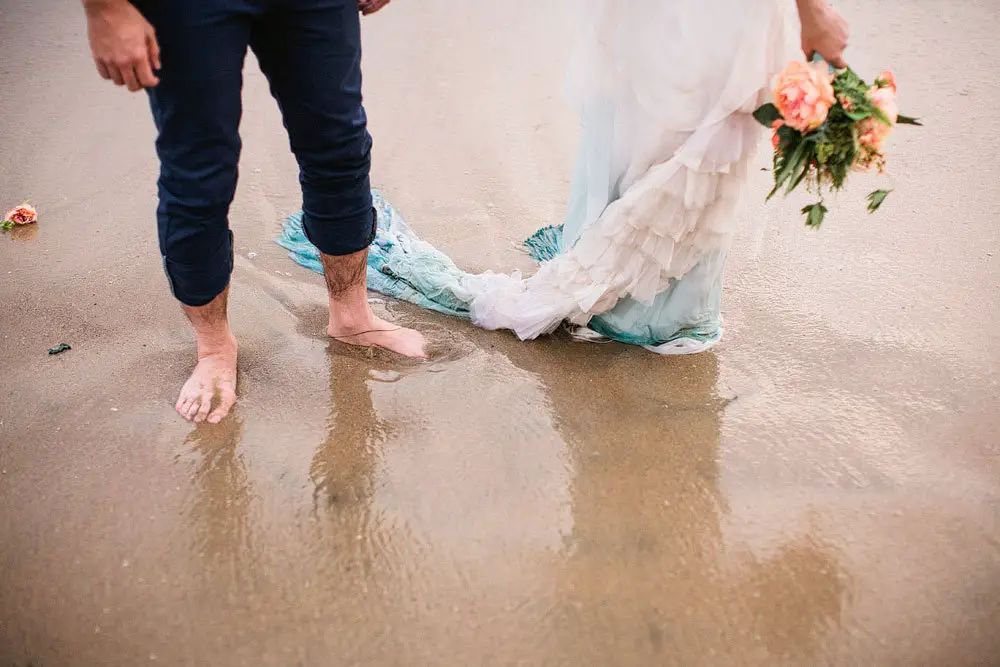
[{"left": 1, "top": 1, "right": 999, "bottom": 665}]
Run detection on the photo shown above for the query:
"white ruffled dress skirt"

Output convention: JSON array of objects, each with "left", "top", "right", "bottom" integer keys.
[{"left": 465, "top": 0, "right": 800, "bottom": 353}]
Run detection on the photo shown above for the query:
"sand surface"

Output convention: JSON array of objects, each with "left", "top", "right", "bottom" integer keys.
[{"left": 1, "top": 1, "right": 999, "bottom": 665}]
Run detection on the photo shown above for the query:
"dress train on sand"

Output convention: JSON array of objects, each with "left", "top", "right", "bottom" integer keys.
[{"left": 278, "top": 0, "right": 798, "bottom": 353}]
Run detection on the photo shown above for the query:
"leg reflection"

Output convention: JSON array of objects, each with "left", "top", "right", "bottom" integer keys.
[
  {"left": 181, "top": 416, "right": 255, "bottom": 584},
  {"left": 309, "top": 353, "right": 390, "bottom": 516}
]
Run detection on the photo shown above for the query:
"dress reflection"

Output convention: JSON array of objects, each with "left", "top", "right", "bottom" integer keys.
[{"left": 499, "top": 341, "right": 848, "bottom": 665}]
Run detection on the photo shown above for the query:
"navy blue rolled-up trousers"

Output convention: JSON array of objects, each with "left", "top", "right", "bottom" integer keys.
[{"left": 139, "top": 0, "right": 375, "bottom": 307}]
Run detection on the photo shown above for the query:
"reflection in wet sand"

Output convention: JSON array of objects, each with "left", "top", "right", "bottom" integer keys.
[
  {"left": 168, "top": 312, "right": 850, "bottom": 665},
  {"left": 8, "top": 223, "right": 38, "bottom": 242},
  {"left": 303, "top": 343, "right": 576, "bottom": 662},
  {"left": 498, "top": 342, "right": 847, "bottom": 664},
  {"left": 310, "top": 354, "right": 390, "bottom": 515},
  {"left": 736, "top": 529, "right": 849, "bottom": 662},
  {"left": 179, "top": 416, "right": 257, "bottom": 586}
]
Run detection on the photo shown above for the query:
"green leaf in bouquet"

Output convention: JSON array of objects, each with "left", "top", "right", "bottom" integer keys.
[
  {"left": 828, "top": 160, "right": 849, "bottom": 190},
  {"left": 816, "top": 139, "right": 836, "bottom": 165},
  {"left": 785, "top": 142, "right": 812, "bottom": 185},
  {"left": 833, "top": 68, "right": 868, "bottom": 97},
  {"left": 806, "top": 124, "right": 828, "bottom": 145},
  {"left": 870, "top": 106, "right": 893, "bottom": 127},
  {"left": 896, "top": 114, "right": 923, "bottom": 126},
  {"left": 769, "top": 139, "right": 808, "bottom": 200},
  {"left": 753, "top": 103, "right": 782, "bottom": 128},
  {"left": 874, "top": 75, "right": 888, "bottom": 88},
  {"left": 786, "top": 145, "right": 816, "bottom": 194},
  {"left": 836, "top": 88, "right": 873, "bottom": 119},
  {"left": 767, "top": 156, "right": 783, "bottom": 200},
  {"left": 844, "top": 107, "right": 874, "bottom": 122},
  {"left": 787, "top": 164, "right": 813, "bottom": 195},
  {"left": 867, "top": 189, "right": 893, "bottom": 213},
  {"left": 802, "top": 202, "right": 828, "bottom": 228},
  {"left": 776, "top": 123, "right": 800, "bottom": 150},
  {"left": 767, "top": 143, "right": 790, "bottom": 199}
]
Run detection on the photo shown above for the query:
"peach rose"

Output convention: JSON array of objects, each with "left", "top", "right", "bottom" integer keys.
[
  {"left": 876, "top": 69, "right": 897, "bottom": 93},
  {"left": 771, "top": 119, "right": 785, "bottom": 150},
  {"left": 772, "top": 61, "right": 836, "bottom": 133},
  {"left": 857, "top": 117, "right": 890, "bottom": 151},
  {"left": 3, "top": 204, "right": 37, "bottom": 225},
  {"left": 869, "top": 85, "right": 899, "bottom": 124},
  {"left": 858, "top": 85, "right": 898, "bottom": 151}
]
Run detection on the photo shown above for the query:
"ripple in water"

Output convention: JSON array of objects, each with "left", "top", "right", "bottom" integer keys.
[{"left": 328, "top": 321, "right": 475, "bottom": 381}]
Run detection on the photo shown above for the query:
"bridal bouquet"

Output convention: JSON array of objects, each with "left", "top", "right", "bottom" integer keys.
[{"left": 754, "top": 60, "right": 920, "bottom": 227}]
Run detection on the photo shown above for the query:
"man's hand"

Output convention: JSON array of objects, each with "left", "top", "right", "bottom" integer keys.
[
  {"left": 358, "top": 0, "right": 391, "bottom": 16},
  {"left": 84, "top": 0, "right": 160, "bottom": 91},
  {"left": 797, "top": 0, "right": 850, "bottom": 68}
]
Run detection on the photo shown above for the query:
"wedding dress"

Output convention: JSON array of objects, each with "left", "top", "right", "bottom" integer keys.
[{"left": 278, "top": 0, "right": 800, "bottom": 354}]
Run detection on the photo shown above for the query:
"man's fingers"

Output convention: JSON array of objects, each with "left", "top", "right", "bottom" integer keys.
[
  {"left": 121, "top": 62, "right": 142, "bottom": 92},
  {"left": 100, "top": 52, "right": 158, "bottom": 91},
  {"left": 135, "top": 56, "right": 160, "bottom": 88},
  {"left": 147, "top": 31, "right": 161, "bottom": 71},
  {"left": 95, "top": 61, "right": 112, "bottom": 80},
  {"left": 108, "top": 64, "right": 126, "bottom": 87}
]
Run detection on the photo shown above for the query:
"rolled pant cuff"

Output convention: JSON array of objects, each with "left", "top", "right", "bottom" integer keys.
[
  {"left": 302, "top": 207, "right": 377, "bottom": 257},
  {"left": 163, "top": 230, "right": 234, "bottom": 307}
]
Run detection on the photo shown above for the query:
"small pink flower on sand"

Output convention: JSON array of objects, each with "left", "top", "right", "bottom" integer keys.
[
  {"left": 773, "top": 61, "right": 836, "bottom": 133},
  {"left": 3, "top": 204, "right": 37, "bottom": 225}
]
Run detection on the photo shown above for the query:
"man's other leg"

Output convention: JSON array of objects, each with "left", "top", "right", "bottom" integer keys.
[
  {"left": 144, "top": 0, "right": 254, "bottom": 421},
  {"left": 250, "top": 0, "right": 425, "bottom": 358}
]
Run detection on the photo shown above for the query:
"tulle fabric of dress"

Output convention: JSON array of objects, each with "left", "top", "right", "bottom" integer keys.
[{"left": 277, "top": 0, "right": 800, "bottom": 354}]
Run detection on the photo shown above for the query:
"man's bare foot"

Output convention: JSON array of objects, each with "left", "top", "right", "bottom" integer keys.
[
  {"left": 320, "top": 246, "right": 427, "bottom": 358},
  {"left": 328, "top": 315, "right": 427, "bottom": 358},
  {"left": 176, "top": 334, "right": 238, "bottom": 423}
]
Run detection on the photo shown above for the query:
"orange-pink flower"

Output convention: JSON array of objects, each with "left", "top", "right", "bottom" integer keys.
[
  {"left": 772, "top": 61, "right": 836, "bottom": 133},
  {"left": 771, "top": 119, "right": 785, "bottom": 150},
  {"left": 876, "top": 69, "right": 897, "bottom": 93},
  {"left": 869, "top": 86, "right": 899, "bottom": 124},
  {"left": 857, "top": 117, "right": 888, "bottom": 151},
  {"left": 3, "top": 204, "right": 37, "bottom": 225},
  {"left": 858, "top": 85, "right": 899, "bottom": 152}
]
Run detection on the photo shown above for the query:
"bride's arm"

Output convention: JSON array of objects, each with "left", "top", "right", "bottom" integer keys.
[{"left": 796, "top": 0, "right": 850, "bottom": 68}]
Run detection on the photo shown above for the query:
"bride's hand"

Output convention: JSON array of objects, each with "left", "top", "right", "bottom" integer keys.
[{"left": 797, "top": 0, "right": 850, "bottom": 68}]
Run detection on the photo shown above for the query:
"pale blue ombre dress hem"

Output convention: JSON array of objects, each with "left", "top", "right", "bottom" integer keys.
[
  {"left": 548, "top": 100, "right": 726, "bottom": 352},
  {"left": 274, "top": 104, "right": 729, "bottom": 353},
  {"left": 276, "top": 187, "right": 725, "bottom": 353}
]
